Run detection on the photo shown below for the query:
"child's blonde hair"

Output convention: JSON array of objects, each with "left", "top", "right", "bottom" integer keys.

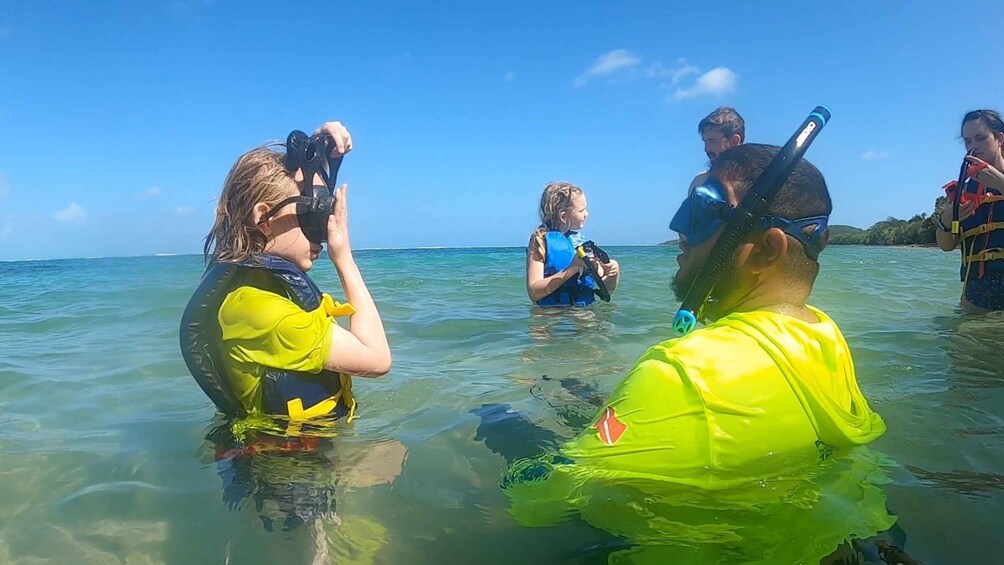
[
  {"left": 537, "top": 181, "right": 583, "bottom": 232},
  {"left": 203, "top": 143, "right": 298, "bottom": 263},
  {"left": 531, "top": 181, "right": 584, "bottom": 258}
]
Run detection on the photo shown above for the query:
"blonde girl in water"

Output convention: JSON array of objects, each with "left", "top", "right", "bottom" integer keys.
[{"left": 525, "top": 181, "right": 619, "bottom": 307}]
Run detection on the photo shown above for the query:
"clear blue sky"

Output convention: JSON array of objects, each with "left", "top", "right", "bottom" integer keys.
[{"left": 1, "top": 1, "right": 1000, "bottom": 260}]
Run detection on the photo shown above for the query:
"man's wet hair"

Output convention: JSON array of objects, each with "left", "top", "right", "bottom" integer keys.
[
  {"left": 710, "top": 143, "right": 832, "bottom": 285},
  {"left": 699, "top": 107, "right": 746, "bottom": 143}
]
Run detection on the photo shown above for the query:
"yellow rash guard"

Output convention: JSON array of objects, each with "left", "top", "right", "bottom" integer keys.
[
  {"left": 503, "top": 307, "right": 894, "bottom": 563},
  {"left": 560, "top": 306, "right": 886, "bottom": 485}
]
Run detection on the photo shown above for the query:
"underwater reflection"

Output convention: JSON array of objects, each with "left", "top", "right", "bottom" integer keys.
[
  {"left": 200, "top": 417, "right": 406, "bottom": 563},
  {"left": 514, "top": 306, "right": 620, "bottom": 432},
  {"left": 913, "top": 312, "right": 1004, "bottom": 500},
  {"left": 473, "top": 405, "right": 923, "bottom": 564}
]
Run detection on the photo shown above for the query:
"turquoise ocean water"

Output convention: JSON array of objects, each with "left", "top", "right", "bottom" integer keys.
[{"left": 0, "top": 246, "right": 1000, "bottom": 564}]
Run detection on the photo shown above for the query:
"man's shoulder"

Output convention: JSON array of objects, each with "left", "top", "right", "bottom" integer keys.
[
  {"left": 687, "top": 170, "right": 710, "bottom": 193},
  {"left": 629, "top": 314, "right": 788, "bottom": 377}
]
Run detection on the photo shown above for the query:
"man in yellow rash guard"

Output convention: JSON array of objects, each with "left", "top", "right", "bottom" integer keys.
[
  {"left": 218, "top": 281, "right": 355, "bottom": 417},
  {"left": 500, "top": 144, "right": 903, "bottom": 563},
  {"left": 559, "top": 305, "right": 885, "bottom": 485}
]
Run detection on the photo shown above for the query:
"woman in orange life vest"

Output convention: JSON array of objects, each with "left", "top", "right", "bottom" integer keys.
[
  {"left": 181, "top": 120, "right": 392, "bottom": 421},
  {"left": 936, "top": 109, "right": 1004, "bottom": 312}
]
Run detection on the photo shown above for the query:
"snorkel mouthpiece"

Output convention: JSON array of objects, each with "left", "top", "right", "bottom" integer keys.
[
  {"left": 673, "top": 310, "right": 697, "bottom": 335},
  {"left": 671, "top": 106, "right": 831, "bottom": 336}
]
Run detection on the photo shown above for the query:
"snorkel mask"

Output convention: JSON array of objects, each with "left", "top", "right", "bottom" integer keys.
[
  {"left": 257, "top": 130, "right": 344, "bottom": 244},
  {"left": 669, "top": 178, "right": 829, "bottom": 260},
  {"left": 672, "top": 106, "right": 832, "bottom": 336}
]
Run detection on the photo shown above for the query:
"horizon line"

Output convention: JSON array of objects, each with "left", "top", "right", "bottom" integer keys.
[{"left": 0, "top": 242, "right": 671, "bottom": 263}]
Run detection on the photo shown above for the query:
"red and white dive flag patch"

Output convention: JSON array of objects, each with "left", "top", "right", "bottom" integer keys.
[{"left": 593, "top": 407, "right": 627, "bottom": 445}]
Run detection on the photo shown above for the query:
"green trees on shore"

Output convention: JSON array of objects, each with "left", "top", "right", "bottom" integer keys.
[
  {"left": 660, "top": 197, "right": 950, "bottom": 247},
  {"left": 828, "top": 197, "right": 947, "bottom": 246}
]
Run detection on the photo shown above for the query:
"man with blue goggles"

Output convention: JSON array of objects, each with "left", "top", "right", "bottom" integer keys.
[
  {"left": 670, "top": 176, "right": 829, "bottom": 261},
  {"left": 498, "top": 143, "right": 898, "bottom": 564}
]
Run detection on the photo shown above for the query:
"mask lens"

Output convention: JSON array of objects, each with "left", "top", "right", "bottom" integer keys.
[
  {"left": 297, "top": 185, "right": 334, "bottom": 244},
  {"left": 669, "top": 180, "right": 732, "bottom": 246}
]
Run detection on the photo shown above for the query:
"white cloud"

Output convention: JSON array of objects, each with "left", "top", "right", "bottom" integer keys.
[
  {"left": 862, "top": 151, "right": 891, "bottom": 161},
  {"left": 174, "top": 206, "right": 195, "bottom": 217},
  {"left": 0, "top": 225, "right": 11, "bottom": 241},
  {"left": 672, "top": 63, "right": 699, "bottom": 84},
  {"left": 574, "top": 49, "right": 640, "bottom": 87},
  {"left": 139, "top": 186, "right": 162, "bottom": 200},
  {"left": 645, "top": 59, "right": 699, "bottom": 85},
  {"left": 504, "top": 71, "right": 516, "bottom": 82},
  {"left": 674, "top": 67, "right": 738, "bottom": 100},
  {"left": 0, "top": 172, "right": 8, "bottom": 198},
  {"left": 54, "top": 203, "right": 87, "bottom": 222},
  {"left": 574, "top": 53, "right": 738, "bottom": 100}
]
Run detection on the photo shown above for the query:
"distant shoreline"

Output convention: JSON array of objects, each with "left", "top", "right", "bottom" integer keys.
[
  {"left": 657, "top": 241, "right": 940, "bottom": 249},
  {"left": 5, "top": 242, "right": 947, "bottom": 263},
  {"left": 828, "top": 242, "right": 940, "bottom": 249}
]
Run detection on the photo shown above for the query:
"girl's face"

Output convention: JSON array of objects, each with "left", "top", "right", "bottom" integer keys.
[
  {"left": 260, "top": 186, "right": 322, "bottom": 272},
  {"left": 560, "top": 193, "right": 589, "bottom": 232},
  {"left": 963, "top": 119, "right": 1004, "bottom": 163}
]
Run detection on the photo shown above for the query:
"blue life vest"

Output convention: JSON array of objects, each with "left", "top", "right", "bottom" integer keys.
[
  {"left": 536, "top": 231, "right": 598, "bottom": 307},
  {"left": 957, "top": 179, "right": 1004, "bottom": 280},
  {"left": 179, "top": 254, "right": 352, "bottom": 420}
]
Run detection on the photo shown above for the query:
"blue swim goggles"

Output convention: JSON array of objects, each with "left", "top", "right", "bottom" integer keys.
[{"left": 669, "top": 177, "right": 829, "bottom": 261}]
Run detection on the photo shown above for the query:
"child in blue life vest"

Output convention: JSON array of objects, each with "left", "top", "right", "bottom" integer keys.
[{"left": 525, "top": 181, "right": 619, "bottom": 307}]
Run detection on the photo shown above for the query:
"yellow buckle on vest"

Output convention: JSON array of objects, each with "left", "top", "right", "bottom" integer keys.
[
  {"left": 964, "top": 247, "right": 1004, "bottom": 265},
  {"left": 339, "top": 372, "right": 358, "bottom": 422},
  {"left": 286, "top": 397, "right": 338, "bottom": 421},
  {"left": 283, "top": 372, "right": 358, "bottom": 423},
  {"left": 322, "top": 294, "right": 356, "bottom": 317},
  {"left": 962, "top": 222, "right": 1004, "bottom": 239}
]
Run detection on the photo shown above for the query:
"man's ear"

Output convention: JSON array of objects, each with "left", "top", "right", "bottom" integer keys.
[
  {"left": 730, "top": 134, "right": 742, "bottom": 147},
  {"left": 747, "top": 228, "right": 788, "bottom": 274}
]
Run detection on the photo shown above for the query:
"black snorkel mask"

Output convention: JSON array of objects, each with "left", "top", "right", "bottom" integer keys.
[
  {"left": 672, "top": 106, "right": 831, "bottom": 336},
  {"left": 257, "top": 130, "right": 344, "bottom": 244}
]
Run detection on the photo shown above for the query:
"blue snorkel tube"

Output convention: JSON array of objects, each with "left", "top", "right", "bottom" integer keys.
[{"left": 672, "top": 106, "right": 832, "bottom": 336}]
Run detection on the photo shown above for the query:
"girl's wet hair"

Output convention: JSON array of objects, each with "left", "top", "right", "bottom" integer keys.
[
  {"left": 537, "top": 181, "right": 584, "bottom": 232},
  {"left": 961, "top": 109, "right": 1004, "bottom": 137},
  {"left": 530, "top": 181, "right": 584, "bottom": 260},
  {"left": 204, "top": 143, "right": 298, "bottom": 263},
  {"left": 530, "top": 181, "right": 586, "bottom": 258}
]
